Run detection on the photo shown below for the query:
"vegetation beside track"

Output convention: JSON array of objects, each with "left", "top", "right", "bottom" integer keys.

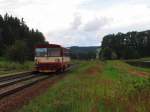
[
  {"left": 0, "top": 58, "right": 34, "bottom": 76},
  {"left": 19, "top": 60, "right": 150, "bottom": 112},
  {"left": 125, "top": 57, "right": 150, "bottom": 68},
  {"left": 125, "top": 57, "right": 150, "bottom": 62}
]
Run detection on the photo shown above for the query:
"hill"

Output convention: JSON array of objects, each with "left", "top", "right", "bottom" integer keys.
[{"left": 69, "top": 46, "right": 100, "bottom": 60}]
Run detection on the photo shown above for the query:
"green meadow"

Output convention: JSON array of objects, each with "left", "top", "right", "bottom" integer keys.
[{"left": 19, "top": 60, "right": 150, "bottom": 112}]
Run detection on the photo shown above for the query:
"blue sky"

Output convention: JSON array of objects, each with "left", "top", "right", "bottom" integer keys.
[{"left": 0, "top": 0, "right": 150, "bottom": 46}]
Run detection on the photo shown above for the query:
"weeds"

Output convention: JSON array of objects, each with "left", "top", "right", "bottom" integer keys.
[
  {"left": 0, "top": 59, "right": 34, "bottom": 75},
  {"left": 18, "top": 60, "right": 150, "bottom": 112}
]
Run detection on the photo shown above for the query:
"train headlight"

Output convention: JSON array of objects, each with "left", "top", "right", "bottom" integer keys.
[
  {"left": 35, "top": 59, "right": 39, "bottom": 64},
  {"left": 55, "top": 59, "right": 60, "bottom": 62}
]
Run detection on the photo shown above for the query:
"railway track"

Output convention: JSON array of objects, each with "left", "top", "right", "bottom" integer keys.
[
  {"left": 0, "top": 64, "right": 75, "bottom": 99},
  {"left": 0, "top": 71, "right": 50, "bottom": 99}
]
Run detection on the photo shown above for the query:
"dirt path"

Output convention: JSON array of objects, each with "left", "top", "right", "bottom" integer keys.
[
  {"left": 85, "top": 62, "right": 102, "bottom": 76},
  {"left": 0, "top": 74, "right": 66, "bottom": 112},
  {"left": 128, "top": 68, "right": 150, "bottom": 78}
]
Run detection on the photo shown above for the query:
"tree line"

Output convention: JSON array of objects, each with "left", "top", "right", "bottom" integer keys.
[
  {"left": 0, "top": 13, "right": 48, "bottom": 62},
  {"left": 100, "top": 31, "right": 150, "bottom": 59},
  {"left": 70, "top": 46, "right": 98, "bottom": 60}
]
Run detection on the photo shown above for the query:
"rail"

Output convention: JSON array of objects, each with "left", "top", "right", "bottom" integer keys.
[
  {"left": 0, "top": 64, "right": 75, "bottom": 99},
  {"left": 0, "top": 72, "right": 49, "bottom": 99}
]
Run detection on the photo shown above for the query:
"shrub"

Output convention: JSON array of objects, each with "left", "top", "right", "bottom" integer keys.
[{"left": 100, "top": 48, "right": 117, "bottom": 60}]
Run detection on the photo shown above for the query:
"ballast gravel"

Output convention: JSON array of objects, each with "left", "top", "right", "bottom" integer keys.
[{"left": 0, "top": 74, "right": 66, "bottom": 112}]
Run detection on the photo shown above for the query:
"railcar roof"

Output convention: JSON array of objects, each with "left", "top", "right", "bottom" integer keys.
[
  {"left": 35, "top": 44, "right": 69, "bottom": 50},
  {"left": 35, "top": 44, "right": 61, "bottom": 48}
]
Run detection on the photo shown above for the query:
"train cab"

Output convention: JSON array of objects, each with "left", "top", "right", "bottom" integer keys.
[{"left": 35, "top": 44, "right": 70, "bottom": 72}]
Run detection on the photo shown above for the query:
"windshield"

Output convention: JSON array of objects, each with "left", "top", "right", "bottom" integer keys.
[
  {"left": 48, "top": 48, "right": 61, "bottom": 57},
  {"left": 35, "top": 48, "right": 47, "bottom": 57},
  {"left": 35, "top": 48, "right": 61, "bottom": 57}
]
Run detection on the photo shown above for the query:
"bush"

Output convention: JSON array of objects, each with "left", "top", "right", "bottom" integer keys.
[
  {"left": 5, "top": 40, "right": 28, "bottom": 63},
  {"left": 100, "top": 48, "right": 117, "bottom": 60}
]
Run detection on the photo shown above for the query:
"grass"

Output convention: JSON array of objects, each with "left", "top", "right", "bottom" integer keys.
[
  {"left": 140, "top": 57, "right": 150, "bottom": 61},
  {"left": 0, "top": 57, "right": 34, "bottom": 76},
  {"left": 18, "top": 60, "right": 150, "bottom": 112}
]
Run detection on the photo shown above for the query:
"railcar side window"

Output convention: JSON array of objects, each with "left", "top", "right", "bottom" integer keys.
[
  {"left": 48, "top": 48, "right": 61, "bottom": 57},
  {"left": 64, "top": 51, "right": 70, "bottom": 57},
  {"left": 35, "top": 48, "right": 47, "bottom": 57}
]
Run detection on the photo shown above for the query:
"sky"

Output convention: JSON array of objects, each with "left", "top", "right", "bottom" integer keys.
[{"left": 0, "top": 0, "right": 150, "bottom": 46}]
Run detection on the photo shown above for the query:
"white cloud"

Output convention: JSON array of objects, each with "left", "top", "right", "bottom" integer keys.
[
  {"left": 70, "top": 13, "right": 82, "bottom": 30},
  {"left": 1, "top": 0, "right": 150, "bottom": 46},
  {"left": 83, "top": 17, "right": 111, "bottom": 32},
  {"left": 46, "top": 15, "right": 111, "bottom": 46}
]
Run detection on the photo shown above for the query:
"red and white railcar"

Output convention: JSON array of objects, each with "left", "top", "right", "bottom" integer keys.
[{"left": 34, "top": 44, "right": 70, "bottom": 72}]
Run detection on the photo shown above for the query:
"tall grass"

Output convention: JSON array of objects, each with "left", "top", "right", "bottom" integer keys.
[{"left": 19, "top": 60, "right": 150, "bottom": 112}]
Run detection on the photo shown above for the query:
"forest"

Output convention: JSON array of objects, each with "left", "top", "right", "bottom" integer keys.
[
  {"left": 100, "top": 31, "right": 150, "bottom": 59},
  {"left": 0, "top": 13, "right": 48, "bottom": 62}
]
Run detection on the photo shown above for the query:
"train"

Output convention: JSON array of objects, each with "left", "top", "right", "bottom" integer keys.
[{"left": 34, "top": 44, "right": 71, "bottom": 72}]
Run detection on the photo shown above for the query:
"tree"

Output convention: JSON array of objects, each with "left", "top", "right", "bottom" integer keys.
[
  {"left": 100, "top": 30, "right": 150, "bottom": 59},
  {"left": 0, "top": 13, "right": 48, "bottom": 60},
  {"left": 100, "top": 47, "right": 112, "bottom": 60}
]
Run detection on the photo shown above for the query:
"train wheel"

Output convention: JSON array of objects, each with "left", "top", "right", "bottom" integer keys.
[
  {"left": 61, "top": 68, "right": 64, "bottom": 72},
  {"left": 61, "top": 66, "right": 65, "bottom": 72},
  {"left": 56, "top": 69, "right": 61, "bottom": 73},
  {"left": 56, "top": 67, "right": 64, "bottom": 73}
]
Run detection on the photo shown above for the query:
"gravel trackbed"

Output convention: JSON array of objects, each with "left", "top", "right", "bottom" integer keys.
[{"left": 0, "top": 74, "right": 66, "bottom": 112}]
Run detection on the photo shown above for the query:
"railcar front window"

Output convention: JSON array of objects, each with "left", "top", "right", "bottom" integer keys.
[
  {"left": 48, "top": 48, "right": 61, "bottom": 57},
  {"left": 35, "top": 48, "right": 47, "bottom": 57}
]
